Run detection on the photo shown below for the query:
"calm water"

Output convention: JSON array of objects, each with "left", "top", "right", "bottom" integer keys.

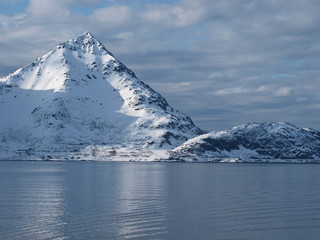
[{"left": 1, "top": 161, "right": 320, "bottom": 240}]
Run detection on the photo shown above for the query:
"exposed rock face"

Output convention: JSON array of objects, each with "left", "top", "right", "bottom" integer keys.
[
  {"left": 172, "top": 122, "right": 320, "bottom": 162},
  {"left": 0, "top": 32, "right": 203, "bottom": 160}
]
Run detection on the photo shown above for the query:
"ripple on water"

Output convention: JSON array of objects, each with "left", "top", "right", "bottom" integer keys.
[{"left": 0, "top": 162, "right": 320, "bottom": 240}]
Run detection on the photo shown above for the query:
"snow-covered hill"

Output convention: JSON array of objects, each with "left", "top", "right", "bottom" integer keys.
[
  {"left": 0, "top": 32, "right": 203, "bottom": 160},
  {"left": 171, "top": 122, "right": 320, "bottom": 163}
]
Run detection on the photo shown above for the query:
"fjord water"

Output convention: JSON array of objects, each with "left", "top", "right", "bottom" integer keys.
[{"left": 1, "top": 161, "right": 320, "bottom": 240}]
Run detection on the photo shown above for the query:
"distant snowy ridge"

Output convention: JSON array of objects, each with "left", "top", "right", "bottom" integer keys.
[
  {"left": 171, "top": 122, "right": 320, "bottom": 162},
  {"left": 0, "top": 32, "right": 203, "bottom": 160}
]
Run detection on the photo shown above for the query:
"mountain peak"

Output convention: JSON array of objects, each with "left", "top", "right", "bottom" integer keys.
[
  {"left": 57, "top": 31, "right": 113, "bottom": 57},
  {"left": 67, "top": 31, "right": 97, "bottom": 46},
  {"left": 0, "top": 32, "right": 204, "bottom": 160},
  {"left": 83, "top": 31, "right": 94, "bottom": 37},
  {"left": 74, "top": 31, "right": 96, "bottom": 42}
]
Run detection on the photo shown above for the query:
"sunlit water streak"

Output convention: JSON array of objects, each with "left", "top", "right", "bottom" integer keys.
[{"left": 1, "top": 161, "right": 320, "bottom": 240}]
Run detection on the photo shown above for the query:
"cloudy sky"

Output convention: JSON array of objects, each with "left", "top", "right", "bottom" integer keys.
[{"left": 1, "top": 0, "right": 319, "bottom": 131}]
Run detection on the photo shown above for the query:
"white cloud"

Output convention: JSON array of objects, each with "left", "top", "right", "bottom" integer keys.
[
  {"left": 275, "top": 87, "right": 292, "bottom": 97},
  {"left": 141, "top": 3, "right": 204, "bottom": 28},
  {"left": 1, "top": 0, "right": 320, "bottom": 131},
  {"left": 212, "top": 86, "right": 266, "bottom": 96},
  {"left": 0, "top": 14, "right": 9, "bottom": 29},
  {"left": 27, "top": 0, "right": 73, "bottom": 17},
  {"left": 92, "top": 5, "right": 132, "bottom": 25}
]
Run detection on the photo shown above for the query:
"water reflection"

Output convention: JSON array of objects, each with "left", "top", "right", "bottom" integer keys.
[
  {"left": 1, "top": 162, "right": 320, "bottom": 240},
  {"left": 0, "top": 162, "right": 66, "bottom": 240},
  {"left": 115, "top": 163, "right": 168, "bottom": 239}
]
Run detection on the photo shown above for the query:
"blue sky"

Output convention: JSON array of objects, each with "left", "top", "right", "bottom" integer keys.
[
  {"left": 0, "top": 1, "right": 27, "bottom": 15},
  {"left": 1, "top": 0, "right": 320, "bottom": 131}
]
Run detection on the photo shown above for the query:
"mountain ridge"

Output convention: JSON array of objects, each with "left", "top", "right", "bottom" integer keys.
[
  {"left": 171, "top": 122, "right": 320, "bottom": 163},
  {"left": 0, "top": 32, "right": 204, "bottom": 160}
]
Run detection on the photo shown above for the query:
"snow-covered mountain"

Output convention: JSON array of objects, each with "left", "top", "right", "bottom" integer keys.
[
  {"left": 2, "top": 32, "right": 319, "bottom": 162},
  {"left": 171, "top": 122, "right": 320, "bottom": 163},
  {"left": 0, "top": 32, "right": 203, "bottom": 160}
]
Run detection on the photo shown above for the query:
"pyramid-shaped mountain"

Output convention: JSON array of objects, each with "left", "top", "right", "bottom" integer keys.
[{"left": 0, "top": 32, "right": 204, "bottom": 160}]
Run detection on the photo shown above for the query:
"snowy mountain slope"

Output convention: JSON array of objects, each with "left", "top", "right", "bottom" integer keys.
[
  {"left": 171, "top": 122, "right": 320, "bottom": 162},
  {"left": 0, "top": 32, "right": 203, "bottom": 160}
]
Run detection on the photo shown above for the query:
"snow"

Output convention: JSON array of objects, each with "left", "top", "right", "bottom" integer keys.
[
  {"left": 0, "top": 31, "right": 203, "bottom": 161},
  {"left": 172, "top": 122, "right": 320, "bottom": 162}
]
